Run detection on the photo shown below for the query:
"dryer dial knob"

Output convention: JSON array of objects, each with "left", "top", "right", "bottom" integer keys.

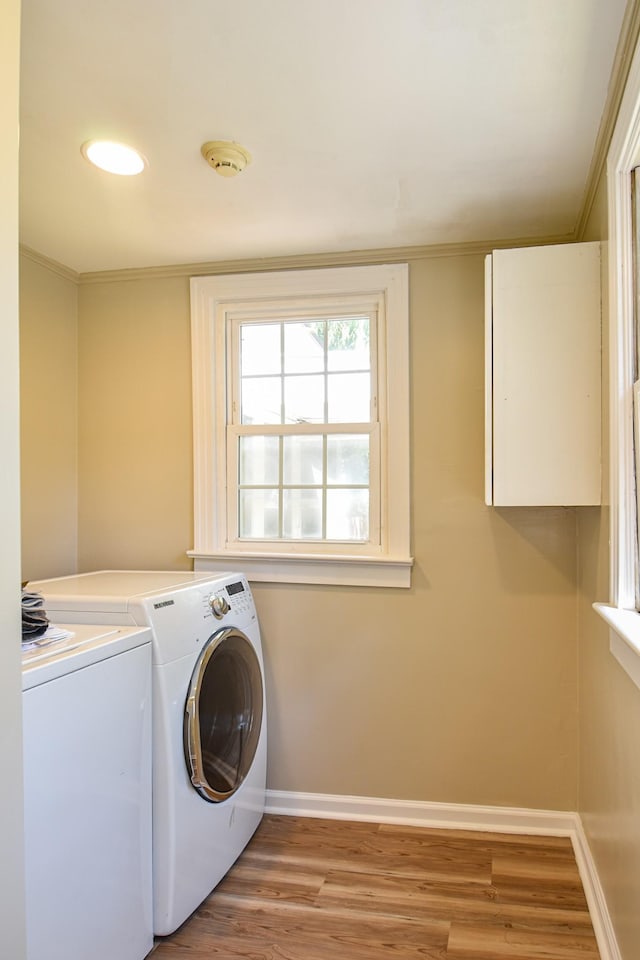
[{"left": 209, "top": 595, "right": 230, "bottom": 619}]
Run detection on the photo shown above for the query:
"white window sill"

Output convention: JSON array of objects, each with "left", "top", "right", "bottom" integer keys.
[
  {"left": 187, "top": 550, "right": 414, "bottom": 588},
  {"left": 593, "top": 602, "right": 640, "bottom": 690}
]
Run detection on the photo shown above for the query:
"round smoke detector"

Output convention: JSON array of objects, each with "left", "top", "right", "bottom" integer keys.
[{"left": 201, "top": 140, "right": 252, "bottom": 177}]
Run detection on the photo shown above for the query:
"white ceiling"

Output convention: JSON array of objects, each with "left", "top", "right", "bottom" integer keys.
[{"left": 19, "top": 0, "right": 628, "bottom": 274}]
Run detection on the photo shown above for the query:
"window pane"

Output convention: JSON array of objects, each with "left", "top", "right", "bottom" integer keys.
[
  {"left": 239, "top": 489, "right": 279, "bottom": 538},
  {"left": 283, "top": 435, "right": 322, "bottom": 485},
  {"left": 284, "top": 322, "right": 324, "bottom": 373},
  {"left": 634, "top": 168, "right": 640, "bottom": 606},
  {"left": 327, "top": 372, "right": 370, "bottom": 422},
  {"left": 326, "top": 489, "right": 369, "bottom": 541},
  {"left": 327, "top": 435, "right": 369, "bottom": 485},
  {"left": 239, "top": 436, "right": 279, "bottom": 485},
  {"left": 327, "top": 317, "right": 369, "bottom": 371},
  {"left": 241, "top": 377, "right": 281, "bottom": 424},
  {"left": 240, "top": 323, "right": 281, "bottom": 376},
  {"left": 283, "top": 489, "right": 322, "bottom": 539},
  {"left": 284, "top": 374, "right": 325, "bottom": 423}
]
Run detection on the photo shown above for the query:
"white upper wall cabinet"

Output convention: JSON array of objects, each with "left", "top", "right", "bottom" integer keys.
[{"left": 485, "top": 241, "right": 601, "bottom": 507}]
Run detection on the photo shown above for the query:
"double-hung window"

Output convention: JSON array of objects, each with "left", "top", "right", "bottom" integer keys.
[
  {"left": 231, "top": 312, "right": 377, "bottom": 546},
  {"left": 594, "top": 38, "right": 640, "bottom": 687},
  {"left": 189, "top": 264, "right": 412, "bottom": 587}
]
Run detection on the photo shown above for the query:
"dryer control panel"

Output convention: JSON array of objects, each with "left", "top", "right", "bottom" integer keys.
[
  {"left": 207, "top": 580, "right": 253, "bottom": 619},
  {"left": 208, "top": 594, "right": 230, "bottom": 619}
]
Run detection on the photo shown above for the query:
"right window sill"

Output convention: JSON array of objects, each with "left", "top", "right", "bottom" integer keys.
[{"left": 593, "top": 602, "right": 640, "bottom": 691}]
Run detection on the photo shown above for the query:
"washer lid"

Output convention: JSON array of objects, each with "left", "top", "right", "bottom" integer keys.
[{"left": 22, "top": 623, "right": 152, "bottom": 690}]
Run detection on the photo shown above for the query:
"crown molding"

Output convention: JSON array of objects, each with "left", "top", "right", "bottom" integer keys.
[
  {"left": 76, "top": 232, "right": 575, "bottom": 285},
  {"left": 575, "top": 0, "right": 640, "bottom": 240},
  {"left": 19, "top": 245, "right": 79, "bottom": 284}
]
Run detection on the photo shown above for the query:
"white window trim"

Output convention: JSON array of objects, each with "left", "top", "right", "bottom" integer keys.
[
  {"left": 593, "top": 36, "right": 640, "bottom": 688},
  {"left": 188, "top": 264, "right": 413, "bottom": 587}
]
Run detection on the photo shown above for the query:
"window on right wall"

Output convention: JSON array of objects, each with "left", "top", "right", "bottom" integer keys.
[{"left": 594, "top": 41, "right": 640, "bottom": 688}]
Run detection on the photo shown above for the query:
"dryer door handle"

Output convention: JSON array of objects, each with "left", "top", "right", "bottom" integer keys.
[{"left": 184, "top": 695, "right": 201, "bottom": 770}]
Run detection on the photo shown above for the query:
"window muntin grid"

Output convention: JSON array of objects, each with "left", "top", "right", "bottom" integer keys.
[{"left": 231, "top": 315, "right": 376, "bottom": 544}]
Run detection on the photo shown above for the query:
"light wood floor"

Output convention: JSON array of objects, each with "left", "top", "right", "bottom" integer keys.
[{"left": 151, "top": 814, "right": 600, "bottom": 960}]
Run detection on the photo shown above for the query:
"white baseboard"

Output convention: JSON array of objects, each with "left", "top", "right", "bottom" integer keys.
[
  {"left": 264, "top": 789, "right": 620, "bottom": 960},
  {"left": 265, "top": 789, "right": 577, "bottom": 834},
  {"left": 570, "top": 817, "right": 623, "bottom": 960}
]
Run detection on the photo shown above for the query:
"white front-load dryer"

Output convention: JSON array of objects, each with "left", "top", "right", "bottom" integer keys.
[{"left": 28, "top": 570, "right": 267, "bottom": 936}]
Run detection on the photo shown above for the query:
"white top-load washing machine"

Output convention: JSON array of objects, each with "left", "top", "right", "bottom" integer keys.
[
  {"left": 29, "top": 570, "right": 267, "bottom": 936},
  {"left": 22, "top": 623, "right": 153, "bottom": 960}
]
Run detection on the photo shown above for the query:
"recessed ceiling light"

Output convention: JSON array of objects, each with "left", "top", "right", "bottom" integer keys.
[{"left": 81, "top": 140, "right": 147, "bottom": 176}]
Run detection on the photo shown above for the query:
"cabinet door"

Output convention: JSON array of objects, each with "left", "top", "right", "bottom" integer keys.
[{"left": 487, "top": 241, "right": 601, "bottom": 506}]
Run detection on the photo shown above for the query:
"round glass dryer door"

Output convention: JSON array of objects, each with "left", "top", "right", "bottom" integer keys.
[{"left": 184, "top": 627, "right": 263, "bottom": 803}]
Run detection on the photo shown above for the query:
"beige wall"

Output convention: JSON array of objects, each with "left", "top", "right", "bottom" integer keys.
[
  {"left": 20, "top": 254, "right": 78, "bottom": 581},
  {"left": 75, "top": 253, "right": 580, "bottom": 809},
  {"left": 1, "top": 0, "right": 27, "bottom": 954},
  {"left": 578, "top": 175, "right": 640, "bottom": 956},
  {"left": 77, "top": 277, "right": 193, "bottom": 571}
]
